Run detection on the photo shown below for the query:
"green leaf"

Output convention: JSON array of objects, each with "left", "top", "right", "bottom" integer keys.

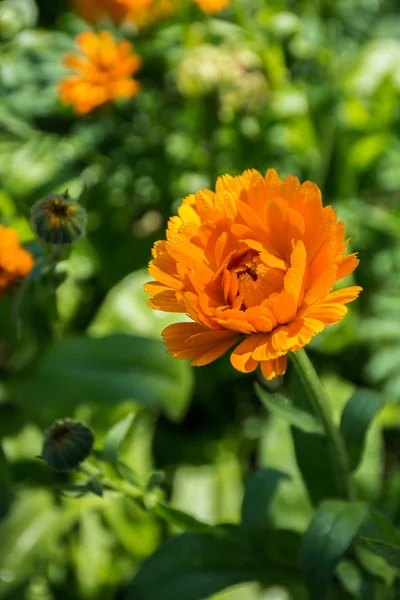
[
  {"left": 9, "top": 334, "right": 193, "bottom": 423},
  {"left": 291, "top": 429, "right": 338, "bottom": 504},
  {"left": 0, "top": 445, "right": 12, "bottom": 521},
  {"left": 146, "top": 471, "right": 165, "bottom": 492},
  {"left": 286, "top": 369, "right": 340, "bottom": 504},
  {"left": 369, "top": 510, "right": 400, "bottom": 546},
  {"left": 103, "top": 412, "right": 136, "bottom": 466},
  {"left": 340, "top": 389, "right": 383, "bottom": 471},
  {"left": 154, "top": 503, "right": 213, "bottom": 534},
  {"left": 300, "top": 500, "right": 369, "bottom": 600},
  {"left": 126, "top": 527, "right": 297, "bottom": 600},
  {"left": 74, "top": 510, "right": 112, "bottom": 598},
  {"left": 0, "top": 491, "right": 73, "bottom": 598},
  {"left": 88, "top": 269, "right": 182, "bottom": 339},
  {"left": 240, "top": 468, "right": 288, "bottom": 547},
  {"left": 361, "top": 538, "right": 400, "bottom": 569},
  {"left": 255, "top": 383, "right": 323, "bottom": 434},
  {"left": 355, "top": 542, "right": 396, "bottom": 587},
  {"left": 87, "top": 478, "right": 103, "bottom": 497}
]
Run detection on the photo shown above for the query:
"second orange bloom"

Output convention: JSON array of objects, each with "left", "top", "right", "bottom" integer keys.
[{"left": 59, "top": 30, "right": 142, "bottom": 115}]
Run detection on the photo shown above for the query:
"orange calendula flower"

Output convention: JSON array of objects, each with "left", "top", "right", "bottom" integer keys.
[
  {"left": 72, "top": 0, "right": 153, "bottom": 24},
  {"left": 0, "top": 225, "right": 34, "bottom": 297},
  {"left": 194, "top": 0, "right": 229, "bottom": 13},
  {"left": 59, "top": 30, "right": 142, "bottom": 115},
  {"left": 145, "top": 169, "right": 362, "bottom": 380}
]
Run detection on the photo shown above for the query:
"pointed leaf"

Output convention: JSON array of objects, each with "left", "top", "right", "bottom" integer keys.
[
  {"left": 154, "top": 504, "right": 213, "bottom": 535},
  {"left": 103, "top": 412, "right": 136, "bottom": 466},
  {"left": 9, "top": 334, "right": 193, "bottom": 423},
  {"left": 340, "top": 389, "right": 383, "bottom": 471},
  {"left": 368, "top": 510, "right": 400, "bottom": 546},
  {"left": 255, "top": 384, "right": 323, "bottom": 434},
  {"left": 240, "top": 468, "right": 288, "bottom": 547},
  {"left": 0, "top": 444, "right": 12, "bottom": 521},
  {"left": 292, "top": 428, "right": 338, "bottom": 504},
  {"left": 361, "top": 538, "right": 400, "bottom": 569},
  {"left": 126, "top": 528, "right": 298, "bottom": 600},
  {"left": 300, "top": 500, "right": 369, "bottom": 600}
]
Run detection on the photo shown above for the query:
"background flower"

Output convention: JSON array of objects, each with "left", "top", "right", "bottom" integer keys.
[
  {"left": 177, "top": 44, "right": 268, "bottom": 120},
  {"left": 0, "top": 225, "right": 34, "bottom": 296},
  {"left": 59, "top": 30, "right": 142, "bottom": 114},
  {"left": 194, "top": 0, "right": 230, "bottom": 13},
  {"left": 71, "top": 0, "right": 153, "bottom": 24},
  {"left": 145, "top": 169, "right": 362, "bottom": 379}
]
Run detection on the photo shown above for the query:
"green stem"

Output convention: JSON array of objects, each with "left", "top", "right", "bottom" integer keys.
[
  {"left": 290, "top": 348, "right": 356, "bottom": 501},
  {"left": 80, "top": 462, "right": 144, "bottom": 502}
]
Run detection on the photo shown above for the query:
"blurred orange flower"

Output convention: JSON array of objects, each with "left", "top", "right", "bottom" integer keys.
[
  {"left": 145, "top": 169, "right": 362, "bottom": 380},
  {"left": 194, "top": 0, "right": 229, "bottom": 13},
  {"left": 0, "top": 225, "right": 34, "bottom": 297},
  {"left": 72, "top": 0, "right": 153, "bottom": 24},
  {"left": 132, "top": 0, "right": 176, "bottom": 27},
  {"left": 59, "top": 30, "right": 142, "bottom": 115}
]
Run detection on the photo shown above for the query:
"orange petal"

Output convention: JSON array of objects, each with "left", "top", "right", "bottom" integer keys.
[
  {"left": 147, "top": 290, "right": 185, "bottom": 312},
  {"left": 305, "top": 303, "right": 348, "bottom": 325},
  {"left": 324, "top": 286, "right": 362, "bottom": 305},
  {"left": 162, "top": 322, "right": 240, "bottom": 366},
  {"left": 260, "top": 356, "right": 287, "bottom": 380},
  {"left": 336, "top": 254, "right": 359, "bottom": 281},
  {"left": 265, "top": 291, "right": 297, "bottom": 325},
  {"left": 230, "top": 333, "right": 265, "bottom": 372},
  {"left": 284, "top": 240, "right": 307, "bottom": 307},
  {"left": 190, "top": 335, "right": 240, "bottom": 366},
  {"left": 76, "top": 31, "right": 101, "bottom": 60}
]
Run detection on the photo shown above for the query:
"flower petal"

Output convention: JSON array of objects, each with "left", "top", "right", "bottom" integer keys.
[
  {"left": 162, "top": 322, "right": 240, "bottom": 366},
  {"left": 230, "top": 334, "right": 266, "bottom": 372},
  {"left": 260, "top": 356, "right": 287, "bottom": 380}
]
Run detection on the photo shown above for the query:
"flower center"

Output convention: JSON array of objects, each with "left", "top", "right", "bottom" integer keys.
[
  {"left": 227, "top": 249, "right": 260, "bottom": 282},
  {"left": 44, "top": 199, "right": 71, "bottom": 218}
]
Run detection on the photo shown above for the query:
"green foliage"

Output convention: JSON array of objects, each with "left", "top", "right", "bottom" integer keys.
[
  {"left": 240, "top": 468, "right": 288, "bottom": 548},
  {"left": 1, "top": 0, "right": 400, "bottom": 598},
  {"left": 102, "top": 412, "right": 136, "bottom": 467},
  {"left": 9, "top": 334, "right": 192, "bottom": 423},
  {"left": 255, "top": 383, "right": 324, "bottom": 434},
  {"left": 300, "top": 501, "right": 369, "bottom": 600},
  {"left": 340, "top": 390, "right": 383, "bottom": 471},
  {"left": 128, "top": 470, "right": 299, "bottom": 600},
  {"left": 361, "top": 539, "right": 400, "bottom": 570},
  {"left": 126, "top": 528, "right": 283, "bottom": 600}
]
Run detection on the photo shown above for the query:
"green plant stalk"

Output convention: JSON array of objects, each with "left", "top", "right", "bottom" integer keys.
[{"left": 290, "top": 348, "right": 356, "bottom": 501}]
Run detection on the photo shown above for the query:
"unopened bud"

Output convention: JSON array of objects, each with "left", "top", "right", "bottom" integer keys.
[
  {"left": 30, "top": 193, "right": 86, "bottom": 245},
  {"left": 41, "top": 419, "right": 94, "bottom": 471}
]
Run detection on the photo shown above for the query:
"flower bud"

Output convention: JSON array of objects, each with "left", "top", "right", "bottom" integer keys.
[
  {"left": 41, "top": 419, "right": 94, "bottom": 472},
  {"left": 30, "top": 193, "right": 86, "bottom": 245}
]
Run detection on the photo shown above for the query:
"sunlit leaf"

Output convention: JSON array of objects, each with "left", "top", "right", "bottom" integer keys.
[
  {"left": 255, "top": 383, "right": 323, "bottom": 434},
  {"left": 103, "top": 412, "right": 136, "bottom": 466},
  {"left": 126, "top": 526, "right": 299, "bottom": 600},
  {"left": 361, "top": 538, "right": 400, "bottom": 569},
  {"left": 340, "top": 389, "right": 383, "bottom": 471},
  {"left": 240, "top": 467, "right": 288, "bottom": 548},
  {"left": 9, "top": 334, "right": 193, "bottom": 423},
  {"left": 300, "top": 500, "right": 369, "bottom": 600},
  {"left": 154, "top": 503, "right": 213, "bottom": 534}
]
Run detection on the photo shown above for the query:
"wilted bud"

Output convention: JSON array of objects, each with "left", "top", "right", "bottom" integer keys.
[
  {"left": 30, "top": 192, "right": 86, "bottom": 245},
  {"left": 41, "top": 419, "right": 94, "bottom": 472}
]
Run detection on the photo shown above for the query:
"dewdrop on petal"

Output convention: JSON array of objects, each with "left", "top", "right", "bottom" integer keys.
[
  {"left": 41, "top": 419, "right": 94, "bottom": 472},
  {"left": 30, "top": 192, "right": 86, "bottom": 245}
]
